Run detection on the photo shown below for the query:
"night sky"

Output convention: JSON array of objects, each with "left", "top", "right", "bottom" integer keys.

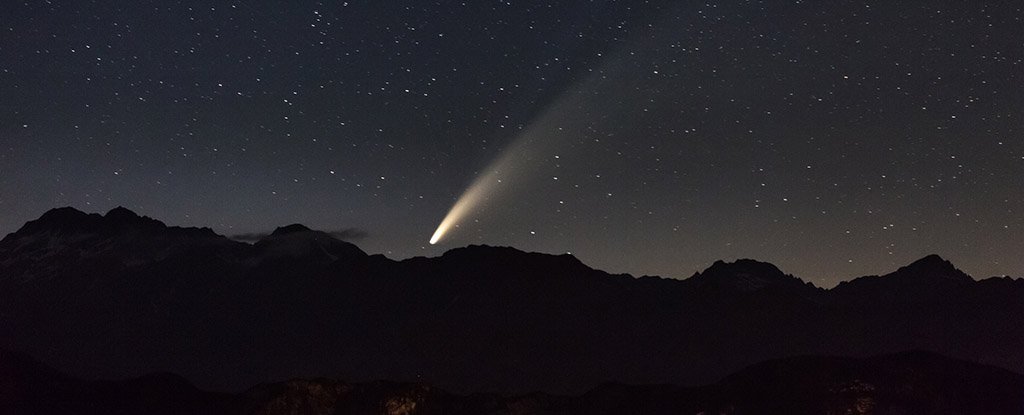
[{"left": 2, "top": 1, "right": 1022, "bottom": 286}]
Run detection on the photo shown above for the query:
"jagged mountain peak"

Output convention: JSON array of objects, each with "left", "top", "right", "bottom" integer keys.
[
  {"left": 704, "top": 258, "right": 787, "bottom": 277},
  {"left": 105, "top": 206, "right": 139, "bottom": 220},
  {"left": 6, "top": 206, "right": 222, "bottom": 243},
  {"left": 102, "top": 206, "right": 168, "bottom": 232},
  {"left": 0, "top": 207, "right": 231, "bottom": 280},
  {"left": 912, "top": 253, "right": 947, "bottom": 264},
  {"left": 13, "top": 206, "right": 99, "bottom": 237},
  {"left": 442, "top": 244, "right": 520, "bottom": 257},
  {"left": 688, "top": 258, "right": 811, "bottom": 292},
  {"left": 38, "top": 206, "right": 91, "bottom": 221},
  {"left": 441, "top": 244, "right": 587, "bottom": 268},
  {"left": 443, "top": 244, "right": 577, "bottom": 259},
  {"left": 15, "top": 206, "right": 148, "bottom": 236},
  {"left": 254, "top": 225, "right": 366, "bottom": 263},
  {"left": 831, "top": 255, "right": 974, "bottom": 301},
  {"left": 269, "top": 223, "right": 313, "bottom": 236},
  {"left": 894, "top": 254, "right": 971, "bottom": 282}
]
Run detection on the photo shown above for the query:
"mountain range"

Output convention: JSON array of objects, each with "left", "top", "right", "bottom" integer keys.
[
  {"left": 5, "top": 349, "right": 1023, "bottom": 414},
  {"left": 1, "top": 207, "right": 1022, "bottom": 396}
]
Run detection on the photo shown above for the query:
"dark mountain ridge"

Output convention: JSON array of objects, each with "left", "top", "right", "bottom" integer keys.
[
  {"left": 683, "top": 258, "right": 824, "bottom": 303},
  {"left": 4, "top": 350, "right": 1023, "bottom": 415},
  {"left": 8, "top": 206, "right": 220, "bottom": 242},
  {"left": 1, "top": 207, "right": 1022, "bottom": 395}
]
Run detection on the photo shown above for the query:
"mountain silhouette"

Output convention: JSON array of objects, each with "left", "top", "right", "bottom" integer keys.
[
  {"left": 255, "top": 224, "right": 367, "bottom": 265},
  {"left": 684, "top": 258, "right": 822, "bottom": 297},
  {"left": 1, "top": 207, "right": 1023, "bottom": 395}
]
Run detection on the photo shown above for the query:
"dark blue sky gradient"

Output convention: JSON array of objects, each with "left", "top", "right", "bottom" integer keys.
[{"left": 1, "top": 1, "right": 1022, "bottom": 286}]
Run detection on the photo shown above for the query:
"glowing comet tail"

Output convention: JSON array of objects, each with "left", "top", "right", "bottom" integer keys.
[
  {"left": 429, "top": 184, "right": 483, "bottom": 244},
  {"left": 428, "top": 72, "right": 596, "bottom": 245},
  {"left": 428, "top": 35, "right": 640, "bottom": 244},
  {"left": 429, "top": 151, "right": 519, "bottom": 245}
]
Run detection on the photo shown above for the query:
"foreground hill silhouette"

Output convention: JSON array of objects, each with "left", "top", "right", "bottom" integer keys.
[
  {"left": 1, "top": 207, "right": 1023, "bottom": 394},
  {"left": 4, "top": 350, "right": 1022, "bottom": 414}
]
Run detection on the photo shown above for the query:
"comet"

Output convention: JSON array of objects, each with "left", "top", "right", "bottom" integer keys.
[
  {"left": 429, "top": 72, "right": 628, "bottom": 245},
  {"left": 427, "top": 95, "right": 579, "bottom": 245},
  {"left": 428, "top": 22, "right": 659, "bottom": 245},
  {"left": 429, "top": 137, "right": 533, "bottom": 244},
  {"left": 428, "top": 174, "right": 490, "bottom": 245}
]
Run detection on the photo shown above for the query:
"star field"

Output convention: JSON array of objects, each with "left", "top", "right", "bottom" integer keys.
[{"left": 1, "top": 1, "right": 1022, "bottom": 286}]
